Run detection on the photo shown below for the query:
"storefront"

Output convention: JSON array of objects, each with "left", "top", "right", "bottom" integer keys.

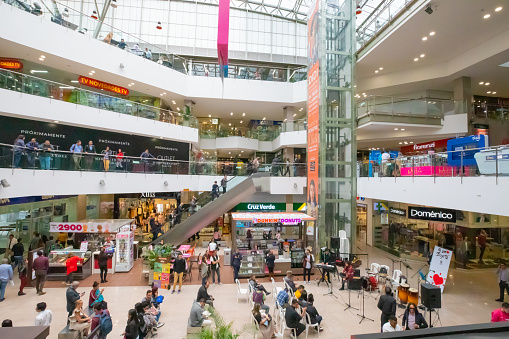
[
  {"left": 372, "top": 200, "right": 509, "bottom": 269},
  {"left": 231, "top": 212, "right": 315, "bottom": 277},
  {"left": 356, "top": 203, "right": 367, "bottom": 243}
]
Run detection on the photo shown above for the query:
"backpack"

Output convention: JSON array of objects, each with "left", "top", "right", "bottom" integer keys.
[{"left": 94, "top": 312, "right": 113, "bottom": 335}]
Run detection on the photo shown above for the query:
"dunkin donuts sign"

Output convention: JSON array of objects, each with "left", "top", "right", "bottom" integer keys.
[{"left": 252, "top": 217, "right": 302, "bottom": 225}]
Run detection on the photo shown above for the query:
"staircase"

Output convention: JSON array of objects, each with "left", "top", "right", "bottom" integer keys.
[{"left": 155, "top": 173, "right": 272, "bottom": 246}]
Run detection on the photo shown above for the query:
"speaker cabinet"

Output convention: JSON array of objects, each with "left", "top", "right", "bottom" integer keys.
[
  {"left": 348, "top": 277, "right": 362, "bottom": 290},
  {"left": 421, "top": 283, "right": 441, "bottom": 309},
  {"left": 330, "top": 237, "right": 341, "bottom": 249}
]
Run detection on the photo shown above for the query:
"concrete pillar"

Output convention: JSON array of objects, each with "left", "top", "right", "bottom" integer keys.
[
  {"left": 286, "top": 194, "right": 293, "bottom": 212},
  {"left": 453, "top": 76, "right": 472, "bottom": 114},
  {"left": 77, "top": 195, "right": 87, "bottom": 221},
  {"left": 366, "top": 198, "right": 374, "bottom": 246},
  {"left": 283, "top": 106, "right": 295, "bottom": 132}
]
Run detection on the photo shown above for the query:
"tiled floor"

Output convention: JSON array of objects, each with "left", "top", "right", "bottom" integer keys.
[{"left": 0, "top": 242, "right": 505, "bottom": 339}]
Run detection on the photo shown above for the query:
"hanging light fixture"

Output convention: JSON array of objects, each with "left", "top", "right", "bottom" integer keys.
[
  {"left": 156, "top": 21, "right": 162, "bottom": 30},
  {"left": 62, "top": 8, "right": 69, "bottom": 17},
  {"left": 111, "top": 0, "right": 117, "bottom": 8},
  {"left": 356, "top": 6, "right": 362, "bottom": 15},
  {"left": 91, "top": 10, "right": 98, "bottom": 19}
]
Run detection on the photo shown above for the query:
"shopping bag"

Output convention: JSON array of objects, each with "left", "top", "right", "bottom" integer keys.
[{"left": 8, "top": 280, "right": 14, "bottom": 287}]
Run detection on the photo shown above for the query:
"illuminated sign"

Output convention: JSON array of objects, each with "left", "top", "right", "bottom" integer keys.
[
  {"left": 78, "top": 76, "right": 129, "bottom": 96},
  {"left": 0, "top": 59, "right": 23, "bottom": 70},
  {"left": 252, "top": 217, "right": 302, "bottom": 225}
]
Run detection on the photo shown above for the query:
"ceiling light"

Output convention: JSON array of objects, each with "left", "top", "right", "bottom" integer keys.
[
  {"left": 160, "top": 94, "right": 163, "bottom": 96},
  {"left": 485, "top": 82, "right": 490, "bottom": 85},
  {"left": 394, "top": 128, "right": 398, "bottom": 130},
  {"left": 70, "top": 80, "right": 79, "bottom": 83},
  {"left": 495, "top": 7, "right": 502, "bottom": 12},
  {"left": 429, "top": 31, "right": 435, "bottom": 36},
  {"left": 229, "top": 123, "right": 231, "bottom": 126},
  {"left": 240, "top": 120, "right": 243, "bottom": 124},
  {"left": 487, "top": 91, "right": 491, "bottom": 94},
  {"left": 284, "top": 119, "right": 288, "bottom": 122},
  {"left": 163, "top": 92, "right": 166, "bottom": 95},
  {"left": 131, "top": 83, "right": 134, "bottom": 85},
  {"left": 242, "top": 113, "right": 246, "bottom": 116},
  {"left": 39, "top": 57, "right": 44, "bottom": 61},
  {"left": 399, "top": 142, "right": 402, "bottom": 145},
  {"left": 59, "top": 86, "right": 74, "bottom": 89},
  {"left": 263, "top": 117, "right": 266, "bottom": 120},
  {"left": 479, "top": 82, "right": 484, "bottom": 85},
  {"left": 293, "top": 113, "right": 297, "bottom": 117},
  {"left": 89, "top": 72, "right": 93, "bottom": 75},
  {"left": 230, "top": 112, "right": 233, "bottom": 115},
  {"left": 229, "top": 152, "right": 231, "bottom": 154},
  {"left": 40, "top": 55, "right": 46, "bottom": 59},
  {"left": 493, "top": 92, "right": 497, "bottom": 94},
  {"left": 299, "top": 108, "right": 303, "bottom": 111},
  {"left": 128, "top": 84, "right": 131, "bottom": 87},
  {"left": 422, "top": 37, "right": 428, "bottom": 41},
  {"left": 208, "top": 114, "right": 211, "bottom": 117},
  {"left": 414, "top": 58, "right": 419, "bottom": 61},
  {"left": 90, "top": 71, "right": 95, "bottom": 74},
  {"left": 375, "top": 70, "right": 379, "bottom": 73},
  {"left": 241, "top": 151, "right": 244, "bottom": 153},
  {"left": 362, "top": 93, "right": 366, "bottom": 95},
  {"left": 420, "top": 54, "right": 425, "bottom": 58},
  {"left": 54, "top": 120, "right": 59, "bottom": 123},
  {"left": 379, "top": 67, "right": 383, "bottom": 70},
  {"left": 172, "top": 100, "right": 176, "bottom": 104},
  {"left": 484, "top": 14, "right": 491, "bottom": 19},
  {"left": 177, "top": 107, "right": 180, "bottom": 111},
  {"left": 404, "top": 142, "right": 408, "bottom": 145},
  {"left": 30, "top": 70, "right": 48, "bottom": 73},
  {"left": 401, "top": 128, "right": 405, "bottom": 131}
]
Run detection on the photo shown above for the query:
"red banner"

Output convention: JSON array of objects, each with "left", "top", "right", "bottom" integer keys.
[
  {"left": 78, "top": 76, "right": 129, "bottom": 96},
  {"left": 400, "top": 138, "right": 450, "bottom": 154},
  {"left": 0, "top": 59, "right": 23, "bottom": 70}
]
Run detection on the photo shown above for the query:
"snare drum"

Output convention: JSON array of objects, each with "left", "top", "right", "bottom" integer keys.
[
  {"left": 408, "top": 288, "right": 418, "bottom": 305},
  {"left": 398, "top": 283, "right": 410, "bottom": 304}
]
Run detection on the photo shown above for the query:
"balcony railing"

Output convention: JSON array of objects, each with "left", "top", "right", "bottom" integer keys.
[
  {"left": 0, "top": 143, "right": 307, "bottom": 177},
  {"left": 358, "top": 145, "right": 509, "bottom": 180},
  {"left": 473, "top": 102, "right": 509, "bottom": 120},
  {"left": 2, "top": 0, "right": 306, "bottom": 82},
  {"left": 0, "top": 68, "right": 198, "bottom": 127}
]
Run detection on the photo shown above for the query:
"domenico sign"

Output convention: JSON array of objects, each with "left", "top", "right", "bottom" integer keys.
[{"left": 408, "top": 206, "right": 456, "bottom": 222}]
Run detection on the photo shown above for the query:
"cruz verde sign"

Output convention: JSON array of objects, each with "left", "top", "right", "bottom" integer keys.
[{"left": 235, "top": 203, "right": 286, "bottom": 212}]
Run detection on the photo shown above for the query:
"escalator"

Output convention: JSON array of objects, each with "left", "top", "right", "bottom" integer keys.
[{"left": 155, "top": 173, "right": 272, "bottom": 246}]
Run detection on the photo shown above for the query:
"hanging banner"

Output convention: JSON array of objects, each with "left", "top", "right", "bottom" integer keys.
[
  {"left": 217, "top": 0, "right": 230, "bottom": 80},
  {"left": 426, "top": 246, "right": 452, "bottom": 293},
  {"left": 307, "top": 0, "right": 320, "bottom": 222},
  {"left": 78, "top": 76, "right": 129, "bottom": 96}
]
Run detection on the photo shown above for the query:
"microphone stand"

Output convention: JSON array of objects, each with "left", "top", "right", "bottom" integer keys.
[
  {"left": 411, "top": 264, "right": 428, "bottom": 311},
  {"left": 357, "top": 287, "right": 374, "bottom": 324},
  {"left": 344, "top": 286, "right": 358, "bottom": 311}
]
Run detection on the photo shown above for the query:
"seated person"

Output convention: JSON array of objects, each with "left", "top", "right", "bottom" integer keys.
[
  {"left": 68, "top": 299, "right": 91, "bottom": 336},
  {"left": 136, "top": 302, "right": 159, "bottom": 337},
  {"left": 89, "top": 281, "right": 104, "bottom": 308},
  {"left": 141, "top": 300, "right": 163, "bottom": 329},
  {"left": 249, "top": 275, "right": 271, "bottom": 295},
  {"left": 402, "top": 303, "right": 428, "bottom": 330},
  {"left": 295, "top": 285, "right": 307, "bottom": 301},
  {"left": 141, "top": 289, "right": 163, "bottom": 324},
  {"left": 253, "top": 303, "right": 281, "bottom": 338},
  {"left": 383, "top": 315, "right": 402, "bottom": 332},
  {"left": 283, "top": 271, "right": 297, "bottom": 292},
  {"left": 339, "top": 261, "right": 354, "bottom": 290},
  {"left": 253, "top": 287, "right": 270, "bottom": 314},
  {"left": 276, "top": 288, "right": 290, "bottom": 309},
  {"left": 306, "top": 294, "right": 323, "bottom": 331},
  {"left": 197, "top": 281, "right": 215, "bottom": 308},
  {"left": 285, "top": 298, "right": 307, "bottom": 337},
  {"left": 188, "top": 298, "right": 212, "bottom": 327},
  {"left": 90, "top": 302, "right": 110, "bottom": 334}
]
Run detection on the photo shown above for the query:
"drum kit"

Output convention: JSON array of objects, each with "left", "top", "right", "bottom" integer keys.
[
  {"left": 366, "top": 268, "right": 420, "bottom": 307},
  {"left": 396, "top": 279, "right": 419, "bottom": 307}
]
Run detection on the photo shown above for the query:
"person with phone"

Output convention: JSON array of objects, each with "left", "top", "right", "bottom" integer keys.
[{"left": 252, "top": 303, "right": 282, "bottom": 338}]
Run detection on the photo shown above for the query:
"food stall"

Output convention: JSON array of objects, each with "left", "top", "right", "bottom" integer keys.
[
  {"left": 231, "top": 212, "right": 315, "bottom": 277},
  {"left": 47, "top": 247, "right": 92, "bottom": 281},
  {"left": 48, "top": 219, "right": 136, "bottom": 279}
]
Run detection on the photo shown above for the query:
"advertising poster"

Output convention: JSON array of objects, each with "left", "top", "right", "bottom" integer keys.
[
  {"left": 160, "top": 273, "right": 170, "bottom": 289},
  {"left": 426, "top": 246, "right": 452, "bottom": 293},
  {"left": 307, "top": 0, "right": 320, "bottom": 223}
]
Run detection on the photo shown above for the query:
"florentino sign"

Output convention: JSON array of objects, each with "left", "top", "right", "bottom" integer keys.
[{"left": 408, "top": 206, "right": 456, "bottom": 222}]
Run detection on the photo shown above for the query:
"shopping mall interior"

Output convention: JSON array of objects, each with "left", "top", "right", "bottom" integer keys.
[{"left": 0, "top": 0, "right": 509, "bottom": 338}]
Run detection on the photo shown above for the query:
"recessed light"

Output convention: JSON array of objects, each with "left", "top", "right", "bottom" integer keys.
[
  {"left": 493, "top": 91, "right": 497, "bottom": 94},
  {"left": 263, "top": 117, "right": 266, "bottom": 120},
  {"left": 479, "top": 82, "right": 484, "bottom": 85},
  {"left": 70, "top": 80, "right": 79, "bottom": 83},
  {"left": 293, "top": 113, "right": 297, "bottom": 117},
  {"left": 485, "top": 82, "right": 490, "bottom": 85},
  {"left": 299, "top": 108, "right": 304, "bottom": 111},
  {"left": 177, "top": 107, "right": 180, "bottom": 111},
  {"left": 208, "top": 114, "right": 211, "bottom": 117},
  {"left": 240, "top": 121, "right": 243, "bottom": 123},
  {"left": 230, "top": 112, "right": 233, "bottom": 115},
  {"left": 241, "top": 151, "right": 244, "bottom": 153},
  {"left": 375, "top": 70, "right": 379, "bottom": 73},
  {"left": 160, "top": 94, "right": 163, "bottom": 96},
  {"left": 401, "top": 128, "right": 405, "bottom": 131},
  {"left": 410, "top": 142, "right": 414, "bottom": 144},
  {"left": 131, "top": 83, "right": 135, "bottom": 85},
  {"left": 242, "top": 113, "right": 246, "bottom": 116},
  {"left": 404, "top": 142, "right": 408, "bottom": 145},
  {"left": 484, "top": 14, "right": 491, "bottom": 19},
  {"left": 54, "top": 120, "right": 59, "bottom": 123},
  {"left": 59, "top": 86, "right": 74, "bottom": 89},
  {"left": 379, "top": 67, "right": 383, "bottom": 70},
  {"left": 422, "top": 36, "right": 428, "bottom": 41},
  {"left": 172, "top": 100, "right": 176, "bottom": 104},
  {"left": 362, "top": 93, "right": 366, "bottom": 95},
  {"left": 495, "top": 7, "right": 502, "bottom": 12},
  {"left": 30, "top": 70, "right": 48, "bottom": 73},
  {"left": 284, "top": 119, "right": 288, "bottom": 122},
  {"left": 229, "top": 152, "right": 231, "bottom": 154},
  {"left": 39, "top": 58, "right": 44, "bottom": 61},
  {"left": 89, "top": 72, "right": 93, "bottom": 75},
  {"left": 40, "top": 55, "right": 46, "bottom": 59},
  {"left": 429, "top": 32, "right": 435, "bottom": 36},
  {"left": 163, "top": 92, "right": 166, "bottom": 95},
  {"left": 399, "top": 142, "right": 402, "bottom": 145},
  {"left": 487, "top": 91, "right": 491, "bottom": 94},
  {"left": 128, "top": 84, "right": 131, "bottom": 87},
  {"left": 228, "top": 123, "right": 231, "bottom": 126},
  {"left": 420, "top": 54, "right": 425, "bottom": 58},
  {"left": 414, "top": 58, "right": 419, "bottom": 61},
  {"left": 394, "top": 128, "right": 398, "bottom": 130},
  {"left": 91, "top": 70, "right": 95, "bottom": 73}
]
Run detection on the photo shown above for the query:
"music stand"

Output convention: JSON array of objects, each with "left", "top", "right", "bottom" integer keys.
[
  {"left": 343, "top": 281, "right": 359, "bottom": 311},
  {"left": 318, "top": 266, "right": 338, "bottom": 299},
  {"left": 357, "top": 284, "right": 374, "bottom": 324}
]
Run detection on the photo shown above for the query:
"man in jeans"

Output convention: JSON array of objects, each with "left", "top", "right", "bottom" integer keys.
[
  {"left": 495, "top": 263, "right": 509, "bottom": 302},
  {"left": 26, "top": 138, "right": 39, "bottom": 168},
  {"left": 70, "top": 140, "right": 83, "bottom": 170},
  {"left": 11, "top": 238, "right": 24, "bottom": 273},
  {"left": 33, "top": 250, "right": 49, "bottom": 295},
  {"left": 171, "top": 252, "right": 186, "bottom": 294},
  {"left": 0, "top": 258, "right": 14, "bottom": 302},
  {"left": 210, "top": 250, "right": 222, "bottom": 287}
]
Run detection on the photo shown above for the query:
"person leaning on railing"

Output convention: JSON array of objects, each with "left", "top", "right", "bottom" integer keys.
[
  {"left": 39, "top": 140, "right": 54, "bottom": 170},
  {"left": 12, "top": 135, "right": 25, "bottom": 168}
]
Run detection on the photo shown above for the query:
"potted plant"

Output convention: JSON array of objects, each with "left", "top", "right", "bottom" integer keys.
[{"left": 190, "top": 307, "right": 255, "bottom": 339}]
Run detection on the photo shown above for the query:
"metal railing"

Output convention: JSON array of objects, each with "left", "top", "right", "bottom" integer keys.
[
  {"left": 357, "top": 96, "right": 466, "bottom": 119},
  {"left": 0, "top": 68, "right": 198, "bottom": 127},
  {"left": 358, "top": 144, "right": 509, "bottom": 181},
  {"left": 1, "top": 142, "right": 307, "bottom": 177},
  {"left": 199, "top": 119, "right": 307, "bottom": 141},
  {"left": 2, "top": 0, "right": 307, "bottom": 83}
]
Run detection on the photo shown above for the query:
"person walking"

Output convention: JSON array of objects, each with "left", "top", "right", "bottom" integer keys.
[
  {"left": 210, "top": 250, "right": 221, "bottom": 286},
  {"left": 478, "top": 229, "right": 487, "bottom": 264},
  {"left": 30, "top": 232, "right": 41, "bottom": 251},
  {"left": 33, "top": 250, "right": 49, "bottom": 295},
  {"left": 18, "top": 260, "right": 28, "bottom": 296},
  {"left": 211, "top": 181, "right": 220, "bottom": 200},
  {"left": 98, "top": 248, "right": 112, "bottom": 283},
  {"left": 26, "top": 138, "right": 39, "bottom": 168},
  {"left": 0, "top": 258, "right": 13, "bottom": 302},
  {"left": 11, "top": 237, "right": 24, "bottom": 273},
  {"left": 377, "top": 286, "right": 397, "bottom": 331},
  {"left": 220, "top": 175, "right": 228, "bottom": 194},
  {"left": 39, "top": 140, "right": 54, "bottom": 170},
  {"left": 102, "top": 147, "right": 112, "bottom": 171},
  {"left": 171, "top": 252, "right": 186, "bottom": 294},
  {"left": 232, "top": 248, "right": 242, "bottom": 282},
  {"left": 12, "top": 135, "right": 25, "bottom": 168},
  {"left": 266, "top": 250, "right": 276, "bottom": 281},
  {"left": 285, "top": 158, "right": 291, "bottom": 176},
  {"left": 199, "top": 254, "right": 209, "bottom": 286},
  {"left": 34, "top": 302, "right": 53, "bottom": 326},
  {"left": 495, "top": 262, "right": 509, "bottom": 302},
  {"left": 64, "top": 252, "right": 84, "bottom": 285},
  {"left": 70, "top": 140, "right": 83, "bottom": 170},
  {"left": 84, "top": 141, "right": 97, "bottom": 170},
  {"left": 116, "top": 149, "right": 124, "bottom": 170},
  {"left": 4, "top": 234, "right": 15, "bottom": 263}
]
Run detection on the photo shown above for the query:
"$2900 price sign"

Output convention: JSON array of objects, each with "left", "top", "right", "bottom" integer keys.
[{"left": 49, "top": 223, "right": 85, "bottom": 233}]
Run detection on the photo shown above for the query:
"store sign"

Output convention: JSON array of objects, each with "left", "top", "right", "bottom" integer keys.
[
  {"left": 408, "top": 206, "right": 456, "bottom": 222},
  {"left": 400, "top": 138, "right": 450, "bottom": 154},
  {"left": 252, "top": 217, "right": 302, "bottom": 225},
  {"left": 0, "top": 195, "right": 76, "bottom": 207},
  {"left": 426, "top": 246, "right": 452, "bottom": 293},
  {"left": 50, "top": 222, "right": 114, "bottom": 233},
  {"left": 389, "top": 207, "right": 406, "bottom": 217},
  {"left": 78, "top": 76, "right": 129, "bottom": 96},
  {"left": 236, "top": 203, "right": 286, "bottom": 212},
  {"left": 141, "top": 192, "right": 156, "bottom": 198},
  {"left": 0, "top": 58, "right": 23, "bottom": 70}
]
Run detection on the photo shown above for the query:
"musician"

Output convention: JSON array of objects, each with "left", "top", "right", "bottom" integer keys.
[
  {"left": 338, "top": 261, "right": 354, "bottom": 290},
  {"left": 402, "top": 303, "right": 428, "bottom": 330},
  {"left": 302, "top": 249, "right": 314, "bottom": 285},
  {"left": 377, "top": 286, "right": 396, "bottom": 331},
  {"left": 319, "top": 248, "right": 332, "bottom": 284}
]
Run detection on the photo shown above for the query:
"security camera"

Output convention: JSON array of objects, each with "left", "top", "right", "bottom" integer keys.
[
  {"left": 0, "top": 179, "right": 10, "bottom": 188},
  {"left": 424, "top": 5, "right": 433, "bottom": 15}
]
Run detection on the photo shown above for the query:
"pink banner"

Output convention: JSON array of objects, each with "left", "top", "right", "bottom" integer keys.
[
  {"left": 217, "top": 0, "right": 230, "bottom": 68},
  {"left": 400, "top": 166, "right": 454, "bottom": 176}
]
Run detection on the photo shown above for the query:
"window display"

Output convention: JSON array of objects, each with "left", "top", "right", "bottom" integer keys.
[{"left": 238, "top": 250, "right": 265, "bottom": 277}]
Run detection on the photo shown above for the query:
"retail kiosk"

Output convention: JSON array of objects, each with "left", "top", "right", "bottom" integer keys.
[{"left": 231, "top": 212, "right": 315, "bottom": 277}]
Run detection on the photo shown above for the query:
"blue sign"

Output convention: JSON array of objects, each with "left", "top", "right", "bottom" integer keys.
[
  {"left": 368, "top": 150, "right": 382, "bottom": 177},
  {"left": 0, "top": 195, "right": 77, "bottom": 207},
  {"left": 389, "top": 151, "right": 399, "bottom": 159},
  {"left": 447, "top": 135, "right": 489, "bottom": 166}
]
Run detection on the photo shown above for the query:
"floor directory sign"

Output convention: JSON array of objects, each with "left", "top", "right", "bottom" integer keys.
[{"left": 426, "top": 246, "right": 452, "bottom": 293}]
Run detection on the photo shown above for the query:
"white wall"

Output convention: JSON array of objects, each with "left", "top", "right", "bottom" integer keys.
[
  {"left": 0, "top": 89, "right": 198, "bottom": 144},
  {"left": 358, "top": 176, "right": 509, "bottom": 217},
  {"left": 198, "top": 131, "right": 307, "bottom": 152},
  {"left": 0, "top": 169, "right": 306, "bottom": 199}
]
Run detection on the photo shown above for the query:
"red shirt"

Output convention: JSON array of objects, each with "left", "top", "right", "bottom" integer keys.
[
  {"left": 491, "top": 309, "right": 509, "bottom": 322},
  {"left": 66, "top": 256, "right": 84, "bottom": 275},
  {"left": 117, "top": 152, "right": 124, "bottom": 160}
]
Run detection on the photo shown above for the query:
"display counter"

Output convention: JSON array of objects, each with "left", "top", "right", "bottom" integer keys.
[
  {"left": 47, "top": 249, "right": 92, "bottom": 281},
  {"left": 239, "top": 250, "right": 265, "bottom": 277}
]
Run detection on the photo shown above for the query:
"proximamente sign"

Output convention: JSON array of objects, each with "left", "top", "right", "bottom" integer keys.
[{"left": 408, "top": 206, "right": 456, "bottom": 222}]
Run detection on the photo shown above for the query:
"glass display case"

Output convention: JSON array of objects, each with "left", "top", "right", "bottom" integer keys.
[
  {"left": 115, "top": 231, "right": 134, "bottom": 272},
  {"left": 47, "top": 249, "right": 92, "bottom": 280},
  {"left": 238, "top": 250, "right": 265, "bottom": 277},
  {"left": 291, "top": 248, "right": 304, "bottom": 269}
]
